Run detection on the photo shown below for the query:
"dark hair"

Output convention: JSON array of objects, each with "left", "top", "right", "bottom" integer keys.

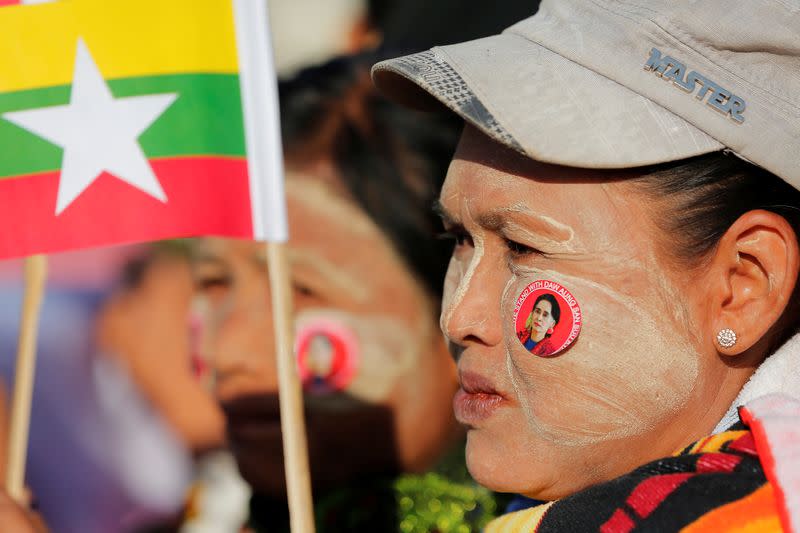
[
  {"left": 631, "top": 151, "right": 800, "bottom": 349},
  {"left": 368, "top": 0, "right": 539, "bottom": 54},
  {"left": 278, "top": 54, "right": 461, "bottom": 301},
  {"left": 533, "top": 293, "right": 560, "bottom": 329}
]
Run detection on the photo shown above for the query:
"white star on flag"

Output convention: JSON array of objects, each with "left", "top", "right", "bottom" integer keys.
[{"left": 2, "top": 39, "right": 177, "bottom": 215}]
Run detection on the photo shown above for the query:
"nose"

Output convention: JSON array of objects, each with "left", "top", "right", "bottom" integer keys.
[
  {"left": 204, "top": 294, "right": 279, "bottom": 397},
  {"left": 441, "top": 246, "right": 504, "bottom": 349}
]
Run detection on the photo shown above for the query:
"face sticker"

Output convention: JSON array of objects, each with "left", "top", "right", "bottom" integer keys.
[
  {"left": 513, "top": 279, "right": 582, "bottom": 357},
  {"left": 295, "top": 318, "right": 359, "bottom": 394}
]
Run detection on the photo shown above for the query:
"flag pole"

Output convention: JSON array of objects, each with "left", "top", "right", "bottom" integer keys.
[
  {"left": 267, "top": 242, "right": 315, "bottom": 533},
  {"left": 232, "top": 1, "right": 315, "bottom": 530},
  {"left": 5, "top": 254, "right": 47, "bottom": 502}
]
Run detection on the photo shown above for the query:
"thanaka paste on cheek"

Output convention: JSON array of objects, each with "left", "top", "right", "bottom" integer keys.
[{"left": 502, "top": 265, "right": 700, "bottom": 446}]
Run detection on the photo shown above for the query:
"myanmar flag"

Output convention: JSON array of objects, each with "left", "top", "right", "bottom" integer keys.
[{"left": 0, "top": 0, "right": 287, "bottom": 259}]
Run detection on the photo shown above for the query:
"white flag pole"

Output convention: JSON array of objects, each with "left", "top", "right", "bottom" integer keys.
[
  {"left": 5, "top": 254, "right": 47, "bottom": 503},
  {"left": 232, "top": 2, "right": 314, "bottom": 532}
]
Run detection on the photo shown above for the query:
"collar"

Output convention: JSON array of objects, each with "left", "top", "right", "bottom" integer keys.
[{"left": 714, "top": 331, "right": 800, "bottom": 433}]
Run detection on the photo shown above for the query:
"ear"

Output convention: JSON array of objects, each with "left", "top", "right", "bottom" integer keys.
[{"left": 708, "top": 210, "right": 800, "bottom": 355}]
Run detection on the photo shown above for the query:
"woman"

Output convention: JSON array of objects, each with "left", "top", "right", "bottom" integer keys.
[
  {"left": 373, "top": 0, "right": 800, "bottom": 530},
  {"left": 193, "top": 56, "right": 501, "bottom": 532},
  {"left": 519, "top": 294, "right": 559, "bottom": 356}
]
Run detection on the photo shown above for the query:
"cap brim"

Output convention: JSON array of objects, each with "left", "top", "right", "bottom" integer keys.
[{"left": 373, "top": 34, "right": 723, "bottom": 169}]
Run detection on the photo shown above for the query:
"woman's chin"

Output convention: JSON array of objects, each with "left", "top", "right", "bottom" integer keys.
[
  {"left": 464, "top": 429, "right": 578, "bottom": 500},
  {"left": 466, "top": 462, "right": 550, "bottom": 499},
  {"left": 464, "top": 430, "right": 532, "bottom": 493}
]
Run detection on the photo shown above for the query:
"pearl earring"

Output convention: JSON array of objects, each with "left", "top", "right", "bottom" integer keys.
[{"left": 716, "top": 328, "right": 737, "bottom": 348}]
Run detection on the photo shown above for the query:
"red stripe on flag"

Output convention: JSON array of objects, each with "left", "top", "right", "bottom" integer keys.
[
  {"left": 0, "top": 0, "right": 22, "bottom": 6},
  {"left": 0, "top": 157, "right": 253, "bottom": 259}
]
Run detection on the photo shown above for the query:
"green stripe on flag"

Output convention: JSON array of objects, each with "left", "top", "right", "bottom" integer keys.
[{"left": 0, "top": 73, "right": 246, "bottom": 178}]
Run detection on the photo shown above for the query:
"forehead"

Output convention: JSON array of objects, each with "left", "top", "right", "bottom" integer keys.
[
  {"left": 283, "top": 175, "right": 405, "bottom": 276},
  {"left": 198, "top": 176, "right": 392, "bottom": 261},
  {"left": 198, "top": 174, "right": 429, "bottom": 316},
  {"left": 440, "top": 127, "right": 645, "bottom": 236}
]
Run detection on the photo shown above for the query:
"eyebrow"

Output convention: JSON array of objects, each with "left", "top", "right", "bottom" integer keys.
[
  {"left": 433, "top": 200, "right": 574, "bottom": 244},
  {"left": 433, "top": 199, "right": 459, "bottom": 226},
  {"left": 288, "top": 248, "right": 370, "bottom": 303},
  {"left": 192, "top": 252, "right": 228, "bottom": 269},
  {"left": 477, "top": 212, "right": 504, "bottom": 231},
  {"left": 479, "top": 204, "right": 573, "bottom": 243}
]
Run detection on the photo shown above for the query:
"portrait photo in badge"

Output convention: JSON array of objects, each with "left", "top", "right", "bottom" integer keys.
[
  {"left": 514, "top": 281, "right": 580, "bottom": 357},
  {"left": 518, "top": 293, "right": 560, "bottom": 356}
]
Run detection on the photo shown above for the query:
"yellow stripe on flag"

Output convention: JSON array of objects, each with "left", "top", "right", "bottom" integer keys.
[{"left": 0, "top": 0, "right": 238, "bottom": 93}]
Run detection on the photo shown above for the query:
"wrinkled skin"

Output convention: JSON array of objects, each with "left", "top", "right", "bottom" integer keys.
[
  {"left": 440, "top": 126, "right": 753, "bottom": 500},
  {"left": 194, "top": 174, "right": 458, "bottom": 496}
]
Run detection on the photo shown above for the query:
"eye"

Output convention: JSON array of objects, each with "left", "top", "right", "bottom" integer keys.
[
  {"left": 195, "top": 275, "right": 232, "bottom": 292},
  {"left": 503, "top": 237, "right": 541, "bottom": 257},
  {"left": 293, "top": 282, "right": 320, "bottom": 304},
  {"left": 438, "top": 227, "right": 474, "bottom": 248},
  {"left": 294, "top": 283, "right": 314, "bottom": 297},
  {"left": 194, "top": 273, "right": 233, "bottom": 309}
]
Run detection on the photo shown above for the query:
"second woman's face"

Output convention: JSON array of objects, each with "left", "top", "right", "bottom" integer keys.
[
  {"left": 193, "top": 174, "right": 457, "bottom": 497},
  {"left": 440, "top": 127, "right": 728, "bottom": 499}
]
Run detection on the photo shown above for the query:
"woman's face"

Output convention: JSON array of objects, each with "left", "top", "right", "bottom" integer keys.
[
  {"left": 441, "top": 127, "right": 733, "bottom": 499},
  {"left": 530, "top": 300, "right": 555, "bottom": 339},
  {"left": 194, "top": 174, "right": 458, "bottom": 496}
]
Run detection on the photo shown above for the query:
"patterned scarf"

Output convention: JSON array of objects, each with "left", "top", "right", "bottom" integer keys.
[{"left": 487, "top": 424, "right": 783, "bottom": 532}]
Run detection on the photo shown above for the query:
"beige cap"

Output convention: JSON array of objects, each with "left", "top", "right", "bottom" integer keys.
[{"left": 372, "top": 0, "right": 800, "bottom": 187}]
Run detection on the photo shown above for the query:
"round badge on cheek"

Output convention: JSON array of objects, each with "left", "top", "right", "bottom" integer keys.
[
  {"left": 512, "top": 279, "right": 582, "bottom": 357},
  {"left": 295, "top": 319, "right": 359, "bottom": 394}
]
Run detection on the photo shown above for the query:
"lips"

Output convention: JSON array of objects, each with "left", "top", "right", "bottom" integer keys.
[{"left": 453, "top": 371, "right": 508, "bottom": 426}]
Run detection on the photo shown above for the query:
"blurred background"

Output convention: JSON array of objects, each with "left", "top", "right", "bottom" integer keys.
[{"left": 0, "top": 0, "right": 540, "bottom": 531}]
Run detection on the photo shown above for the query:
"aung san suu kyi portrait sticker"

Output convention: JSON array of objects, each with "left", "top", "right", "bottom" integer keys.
[
  {"left": 513, "top": 280, "right": 582, "bottom": 357},
  {"left": 295, "top": 318, "right": 359, "bottom": 394}
]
